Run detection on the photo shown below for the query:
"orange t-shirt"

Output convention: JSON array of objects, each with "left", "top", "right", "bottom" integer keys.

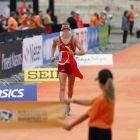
[
  {"left": 129, "top": 9, "right": 134, "bottom": 22},
  {"left": 20, "top": 15, "right": 34, "bottom": 29},
  {"left": 87, "top": 95, "right": 115, "bottom": 129},
  {"left": 8, "top": 17, "right": 18, "bottom": 32},
  {"left": 31, "top": 16, "right": 44, "bottom": 29},
  {"left": 74, "top": 17, "right": 84, "bottom": 28},
  {"left": 90, "top": 15, "right": 99, "bottom": 26}
]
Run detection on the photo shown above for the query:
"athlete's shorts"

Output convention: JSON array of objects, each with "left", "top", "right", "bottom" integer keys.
[{"left": 58, "top": 63, "right": 73, "bottom": 75}]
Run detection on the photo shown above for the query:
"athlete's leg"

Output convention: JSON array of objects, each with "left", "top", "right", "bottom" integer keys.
[
  {"left": 68, "top": 75, "right": 75, "bottom": 99},
  {"left": 59, "top": 72, "right": 67, "bottom": 102},
  {"left": 67, "top": 75, "right": 75, "bottom": 116}
]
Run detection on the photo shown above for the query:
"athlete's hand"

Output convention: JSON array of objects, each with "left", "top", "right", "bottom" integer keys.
[
  {"left": 64, "top": 124, "right": 73, "bottom": 131},
  {"left": 51, "top": 57, "right": 56, "bottom": 62}
]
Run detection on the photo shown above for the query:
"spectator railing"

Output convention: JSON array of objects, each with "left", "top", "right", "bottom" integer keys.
[{"left": 0, "top": 28, "right": 46, "bottom": 44}]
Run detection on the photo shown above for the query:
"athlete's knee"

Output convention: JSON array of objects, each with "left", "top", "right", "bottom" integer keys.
[{"left": 60, "top": 86, "right": 65, "bottom": 92}]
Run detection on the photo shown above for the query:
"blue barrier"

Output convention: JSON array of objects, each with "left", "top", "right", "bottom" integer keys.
[
  {"left": 87, "top": 26, "right": 99, "bottom": 49},
  {"left": 0, "top": 85, "right": 37, "bottom": 101}
]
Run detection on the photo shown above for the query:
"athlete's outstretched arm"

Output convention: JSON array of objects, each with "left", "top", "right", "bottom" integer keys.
[
  {"left": 74, "top": 36, "right": 85, "bottom": 56},
  {"left": 51, "top": 37, "right": 57, "bottom": 62},
  {"left": 64, "top": 98, "right": 92, "bottom": 106},
  {"left": 64, "top": 113, "right": 88, "bottom": 131}
]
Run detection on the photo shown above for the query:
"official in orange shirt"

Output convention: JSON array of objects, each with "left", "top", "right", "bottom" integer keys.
[
  {"left": 32, "top": 11, "right": 45, "bottom": 29},
  {"left": 20, "top": 8, "right": 34, "bottom": 29},
  {"left": 129, "top": 5, "right": 134, "bottom": 35},
  {"left": 64, "top": 69, "right": 115, "bottom": 140},
  {"left": 74, "top": 11, "right": 84, "bottom": 28},
  {"left": 8, "top": 11, "right": 22, "bottom": 32},
  {"left": 90, "top": 12, "right": 99, "bottom": 26}
]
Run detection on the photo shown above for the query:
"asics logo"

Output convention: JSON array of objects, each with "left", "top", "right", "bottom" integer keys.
[{"left": 0, "top": 89, "right": 24, "bottom": 98}]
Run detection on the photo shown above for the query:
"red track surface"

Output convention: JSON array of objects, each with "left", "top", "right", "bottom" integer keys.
[{"left": 0, "top": 43, "right": 140, "bottom": 140}]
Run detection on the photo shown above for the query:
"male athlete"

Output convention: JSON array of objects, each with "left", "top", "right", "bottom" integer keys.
[{"left": 51, "top": 22, "right": 85, "bottom": 116}]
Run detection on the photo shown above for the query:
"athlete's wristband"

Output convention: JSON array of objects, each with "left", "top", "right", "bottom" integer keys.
[{"left": 73, "top": 52, "right": 76, "bottom": 55}]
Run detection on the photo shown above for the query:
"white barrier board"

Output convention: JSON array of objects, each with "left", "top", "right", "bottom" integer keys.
[{"left": 75, "top": 54, "right": 113, "bottom": 66}]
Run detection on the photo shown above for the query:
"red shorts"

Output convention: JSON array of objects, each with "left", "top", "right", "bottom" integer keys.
[
  {"left": 45, "top": 26, "right": 52, "bottom": 34},
  {"left": 58, "top": 63, "right": 73, "bottom": 75}
]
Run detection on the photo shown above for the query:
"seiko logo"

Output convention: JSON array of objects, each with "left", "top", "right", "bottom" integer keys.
[
  {"left": 30, "top": 43, "right": 41, "bottom": 63},
  {"left": 2, "top": 52, "right": 22, "bottom": 70},
  {"left": 0, "top": 89, "right": 24, "bottom": 98},
  {"left": 0, "top": 109, "right": 14, "bottom": 122},
  {"left": 28, "top": 70, "right": 59, "bottom": 79}
]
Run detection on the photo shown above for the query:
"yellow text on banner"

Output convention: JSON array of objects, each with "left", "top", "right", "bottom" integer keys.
[
  {"left": 0, "top": 101, "right": 67, "bottom": 129},
  {"left": 24, "top": 68, "right": 80, "bottom": 82}
]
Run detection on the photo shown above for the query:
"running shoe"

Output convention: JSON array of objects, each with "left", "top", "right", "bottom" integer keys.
[{"left": 67, "top": 104, "right": 72, "bottom": 116}]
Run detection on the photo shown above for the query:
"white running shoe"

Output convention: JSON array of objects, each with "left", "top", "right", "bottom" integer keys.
[{"left": 67, "top": 104, "right": 72, "bottom": 116}]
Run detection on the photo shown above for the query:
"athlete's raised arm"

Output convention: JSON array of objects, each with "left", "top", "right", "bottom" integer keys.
[
  {"left": 74, "top": 36, "right": 85, "bottom": 56},
  {"left": 51, "top": 37, "right": 58, "bottom": 62}
]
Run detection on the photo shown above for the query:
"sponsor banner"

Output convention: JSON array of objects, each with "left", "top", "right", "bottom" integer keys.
[
  {"left": 99, "top": 24, "right": 109, "bottom": 46},
  {"left": 22, "top": 36, "right": 43, "bottom": 70},
  {"left": 70, "top": 29, "right": 75, "bottom": 36},
  {"left": 75, "top": 54, "right": 113, "bottom": 66},
  {"left": 138, "top": 129, "right": 140, "bottom": 140},
  {"left": 0, "top": 41, "right": 22, "bottom": 79},
  {"left": 24, "top": 68, "right": 80, "bottom": 82},
  {"left": 42, "top": 32, "right": 60, "bottom": 65},
  {"left": 0, "top": 85, "right": 37, "bottom": 101},
  {"left": 0, "top": 101, "right": 66, "bottom": 129},
  {"left": 87, "top": 26, "right": 99, "bottom": 49},
  {"left": 74, "top": 27, "right": 88, "bottom": 52}
]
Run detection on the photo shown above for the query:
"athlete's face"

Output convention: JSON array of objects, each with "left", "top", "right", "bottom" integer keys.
[{"left": 61, "top": 22, "right": 71, "bottom": 31}]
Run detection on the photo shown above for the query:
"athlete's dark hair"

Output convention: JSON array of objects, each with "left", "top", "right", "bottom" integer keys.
[
  {"left": 11, "top": 11, "right": 16, "bottom": 17},
  {"left": 46, "top": 8, "right": 51, "bottom": 14},
  {"left": 71, "top": 11, "right": 75, "bottom": 15}
]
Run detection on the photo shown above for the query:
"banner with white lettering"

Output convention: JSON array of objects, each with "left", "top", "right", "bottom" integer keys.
[
  {"left": 87, "top": 26, "right": 99, "bottom": 49},
  {"left": 75, "top": 54, "right": 113, "bottom": 66},
  {"left": 74, "top": 28, "right": 88, "bottom": 52},
  {"left": 0, "top": 41, "right": 22, "bottom": 79},
  {"left": 22, "top": 36, "right": 43, "bottom": 70},
  {"left": 0, "top": 85, "right": 37, "bottom": 101}
]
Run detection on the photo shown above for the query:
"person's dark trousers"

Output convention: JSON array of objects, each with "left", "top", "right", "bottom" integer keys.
[
  {"left": 89, "top": 127, "right": 112, "bottom": 140},
  {"left": 108, "top": 25, "right": 111, "bottom": 36},
  {"left": 123, "top": 30, "right": 128, "bottom": 43},
  {"left": 129, "top": 21, "right": 134, "bottom": 35}
]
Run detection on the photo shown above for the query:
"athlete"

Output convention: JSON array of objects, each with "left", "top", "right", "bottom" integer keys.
[{"left": 51, "top": 21, "right": 85, "bottom": 116}]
